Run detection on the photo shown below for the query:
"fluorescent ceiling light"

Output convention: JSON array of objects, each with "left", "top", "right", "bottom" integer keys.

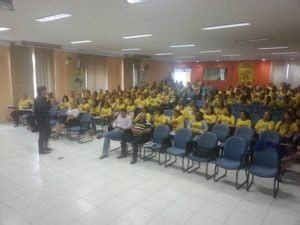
[
  {"left": 202, "top": 23, "right": 250, "bottom": 30},
  {"left": 123, "top": 34, "right": 153, "bottom": 39},
  {"left": 126, "top": 0, "right": 147, "bottom": 4},
  {"left": 200, "top": 50, "right": 222, "bottom": 53},
  {"left": 121, "top": 48, "right": 141, "bottom": 51},
  {"left": 36, "top": 13, "right": 72, "bottom": 22},
  {"left": 272, "top": 52, "right": 297, "bottom": 55},
  {"left": 258, "top": 46, "right": 288, "bottom": 50},
  {"left": 70, "top": 40, "right": 92, "bottom": 44},
  {"left": 237, "top": 38, "right": 270, "bottom": 43},
  {"left": 169, "top": 44, "right": 195, "bottom": 48},
  {"left": 177, "top": 56, "right": 195, "bottom": 59},
  {"left": 0, "top": 27, "right": 10, "bottom": 31},
  {"left": 222, "top": 54, "right": 240, "bottom": 57},
  {"left": 155, "top": 53, "right": 173, "bottom": 56}
]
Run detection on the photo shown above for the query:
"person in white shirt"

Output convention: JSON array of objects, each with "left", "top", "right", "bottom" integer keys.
[
  {"left": 52, "top": 101, "right": 80, "bottom": 139},
  {"left": 99, "top": 108, "right": 132, "bottom": 159}
]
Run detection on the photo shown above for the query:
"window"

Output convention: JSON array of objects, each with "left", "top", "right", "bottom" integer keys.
[{"left": 173, "top": 68, "right": 191, "bottom": 86}]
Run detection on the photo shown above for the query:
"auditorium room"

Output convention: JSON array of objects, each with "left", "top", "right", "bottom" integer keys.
[{"left": 0, "top": 0, "right": 300, "bottom": 225}]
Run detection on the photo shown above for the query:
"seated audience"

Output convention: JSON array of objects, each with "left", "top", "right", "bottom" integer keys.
[
  {"left": 170, "top": 110, "right": 184, "bottom": 132},
  {"left": 188, "top": 111, "right": 208, "bottom": 137},
  {"left": 118, "top": 112, "right": 151, "bottom": 164},
  {"left": 275, "top": 111, "right": 298, "bottom": 141},
  {"left": 255, "top": 111, "right": 275, "bottom": 134},
  {"left": 217, "top": 106, "right": 235, "bottom": 127},
  {"left": 11, "top": 93, "right": 33, "bottom": 127},
  {"left": 235, "top": 111, "right": 252, "bottom": 128},
  {"left": 99, "top": 109, "right": 132, "bottom": 159},
  {"left": 152, "top": 108, "right": 168, "bottom": 127}
]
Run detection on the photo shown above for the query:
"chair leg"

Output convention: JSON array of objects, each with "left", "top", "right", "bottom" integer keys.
[
  {"left": 246, "top": 172, "right": 254, "bottom": 191},
  {"left": 273, "top": 176, "right": 280, "bottom": 198},
  {"left": 214, "top": 165, "right": 227, "bottom": 182},
  {"left": 143, "top": 147, "right": 157, "bottom": 161},
  {"left": 236, "top": 169, "right": 248, "bottom": 190},
  {"left": 206, "top": 161, "right": 217, "bottom": 180},
  {"left": 182, "top": 157, "right": 185, "bottom": 172},
  {"left": 165, "top": 154, "right": 177, "bottom": 168},
  {"left": 187, "top": 159, "right": 201, "bottom": 174}
]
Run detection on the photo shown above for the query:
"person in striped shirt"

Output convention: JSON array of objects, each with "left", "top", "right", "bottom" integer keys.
[{"left": 118, "top": 112, "right": 152, "bottom": 164}]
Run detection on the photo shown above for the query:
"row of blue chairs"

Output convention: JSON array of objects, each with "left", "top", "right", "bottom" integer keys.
[{"left": 141, "top": 125, "right": 281, "bottom": 198}]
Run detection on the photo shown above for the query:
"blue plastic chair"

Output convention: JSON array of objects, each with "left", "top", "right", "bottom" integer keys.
[
  {"left": 142, "top": 125, "right": 170, "bottom": 164},
  {"left": 186, "top": 132, "right": 219, "bottom": 179},
  {"left": 195, "top": 100, "right": 204, "bottom": 108},
  {"left": 163, "top": 128, "right": 193, "bottom": 171},
  {"left": 212, "top": 124, "right": 230, "bottom": 142},
  {"left": 214, "top": 136, "right": 248, "bottom": 189},
  {"left": 234, "top": 126, "right": 254, "bottom": 147},
  {"left": 259, "top": 130, "right": 280, "bottom": 144},
  {"left": 247, "top": 146, "right": 281, "bottom": 198},
  {"left": 68, "top": 113, "right": 94, "bottom": 143},
  {"left": 164, "top": 109, "right": 173, "bottom": 118}
]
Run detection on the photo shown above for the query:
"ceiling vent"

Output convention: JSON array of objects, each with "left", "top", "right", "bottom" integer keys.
[{"left": 0, "top": 0, "right": 14, "bottom": 11}]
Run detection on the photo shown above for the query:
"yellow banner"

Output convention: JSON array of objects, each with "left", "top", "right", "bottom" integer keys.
[{"left": 238, "top": 62, "right": 253, "bottom": 84}]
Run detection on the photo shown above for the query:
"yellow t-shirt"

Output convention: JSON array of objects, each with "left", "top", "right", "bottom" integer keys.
[
  {"left": 126, "top": 105, "right": 135, "bottom": 113},
  {"left": 255, "top": 119, "right": 275, "bottom": 133},
  {"left": 181, "top": 109, "right": 190, "bottom": 119},
  {"left": 275, "top": 121, "right": 298, "bottom": 137},
  {"left": 218, "top": 114, "right": 235, "bottom": 126},
  {"left": 18, "top": 99, "right": 33, "bottom": 110},
  {"left": 115, "top": 103, "right": 126, "bottom": 111},
  {"left": 148, "top": 98, "right": 159, "bottom": 107},
  {"left": 214, "top": 108, "right": 224, "bottom": 116},
  {"left": 190, "top": 121, "right": 205, "bottom": 134},
  {"left": 90, "top": 106, "right": 100, "bottom": 115},
  {"left": 59, "top": 102, "right": 69, "bottom": 109},
  {"left": 99, "top": 107, "right": 112, "bottom": 117},
  {"left": 80, "top": 103, "right": 90, "bottom": 112},
  {"left": 153, "top": 114, "right": 168, "bottom": 127},
  {"left": 171, "top": 115, "right": 185, "bottom": 131},
  {"left": 203, "top": 114, "right": 217, "bottom": 125},
  {"left": 236, "top": 119, "right": 252, "bottom": 128}
]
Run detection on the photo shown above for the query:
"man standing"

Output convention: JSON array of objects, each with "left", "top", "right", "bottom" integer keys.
[
  {"left": 118, "top": 113, "right": 151, "bottom": 164},
  {"left": 99, "top": 108, "right": 132, "bottom": 159},
  {"left": 34, "top": 86, "right": 52, "bottom": 154}
]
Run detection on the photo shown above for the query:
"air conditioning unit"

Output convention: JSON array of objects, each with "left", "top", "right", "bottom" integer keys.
[{"left": 0, "top": 0, "right": 14, "bottom": 11}]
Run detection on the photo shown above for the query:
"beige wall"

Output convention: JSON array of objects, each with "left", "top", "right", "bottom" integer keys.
[
  {"left": 0, "top": 46, "right": 13, "bottom": 122},
  {"left": 142, "top": 60, "right": 174, "bottom": 84}
]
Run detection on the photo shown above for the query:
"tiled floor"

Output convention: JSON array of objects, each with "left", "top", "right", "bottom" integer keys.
[{"left": 0, "top": 124, "right": 300, "bottom": 225}]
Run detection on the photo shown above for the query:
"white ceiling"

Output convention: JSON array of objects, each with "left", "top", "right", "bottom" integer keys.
[{"left": 0, "top": 0, "right": 300, "bottom": 62}]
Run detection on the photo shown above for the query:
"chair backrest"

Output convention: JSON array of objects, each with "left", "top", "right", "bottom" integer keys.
[
  {"left": 195, "top": 100, "right": 204, "bottom": 108},
  {"left": 259, "top": 130, "right": 280, "bottom": 144},
  {"left": 164, "top": 109, "right": 173, "bottom": 118},
  {"left": 223, "top": 136, "right": 247, "bottom": 161},
  {"left": 234, "top": 126, "right": 254, "bottom": 145},
  {"left": 212, "top": 124, "right": 230, "bottom": 141},
  {"left": 253, "top": 146, "right": 280, "bottom": 169},
  {"left": 57, "top": 108, "right": 68, "bottom": 117},
  {"left": 173, "top": 128, "right": 192, "bottom": 149},
  {"left": 153, "top": 125, "right": 170, "bottom": 144},
  {"left": 79, "top": 113, "right": 93, "bottom": 129},
  {"left": 196, "top": 132, "right": 218, "bottom": 150}
]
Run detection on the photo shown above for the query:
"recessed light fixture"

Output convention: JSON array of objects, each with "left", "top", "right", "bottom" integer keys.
[
  {"left": 126, "top": 0, "right": 147, "bottom": 4},
  {"left": 196, "top": 60, "right": 200, "bottom": 63},
  {"left": 216, "top": 60, "right": 220, "bottom": 62},
  {"left": 121, "top": 48, "right": 141, "bottom": 51},
  {"left": 169, "top": 44, "right": 196, "bottom": 48},
  {"left": 70, "top": 40, "right": 92, "bottom": 44},
  {"left": 258, "top": 46, "right": 288, "bottom": 50},
  {"left": 272, "top": 52, "right": 297, "bottom": 55},
  {"left": 123, "top": 34, "right": 153, "bottom": 39},
  {"left": 155, "top": 53, "right": 173, "bottom": 56},
  {"left": 36, "top": 13, "right": 72, "bottom": 22},
  {"left": 262, "top": 58, "right": 267, "bottom": 61},
  {"left": 290, "top": 58, "right": 294, "bottom": 61},
  {"left": 222, "top": 54, "right": 241, "bottom": 57},
  {"left": 200, "top": 50, "right": 222, "bottom": 53},
  {"left": 202, "top": 23, "right": 250, "bottom": 30},
  {"left": 0, "top": 27, "right": 10, "bottom": 32}
]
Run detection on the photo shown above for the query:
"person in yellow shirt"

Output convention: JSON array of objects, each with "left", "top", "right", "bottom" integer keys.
[
  {"left": 275, "top": 111, "right": 298, "bottom": 140},
  {"left": 152, "top": 108, "right": 168, "bottom": 127},
  {"left": 188, "top": 112, "right": 208, "bottom": 136},
  {"left": 11, "top": 94, "right": 34, "bottom": 127},
  {"left": 217, "top": 106, "right": 235, "bottom": 127},
  {"left": 235, "top": 111, "right": 252, "bottom": 128},
  {"left": 126, "top": 100, "right": 136, "bottom": 118},
  {"left": 148, "top": 93, "right": 160, "bottom": 109},
  {"left": 58, "top": 95, "right": 70, "bottom": 109},
  {"left": 170, "top": 110, "right": 185, "bottom": 132},
  {"left": 99, "top": 102, "right": 113, "bottom": 118},
  {"left": 79, "top": 99, "right": 90, "bottom": 113},
  {"left": 203, "top": 106, "right": 217, "bottom": 126},
  {"left": 255, "top": 111, "right": 275, "bottom": 134},
  {"left": 89, "top": 100, "right": 101, "bottom": 116}
]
